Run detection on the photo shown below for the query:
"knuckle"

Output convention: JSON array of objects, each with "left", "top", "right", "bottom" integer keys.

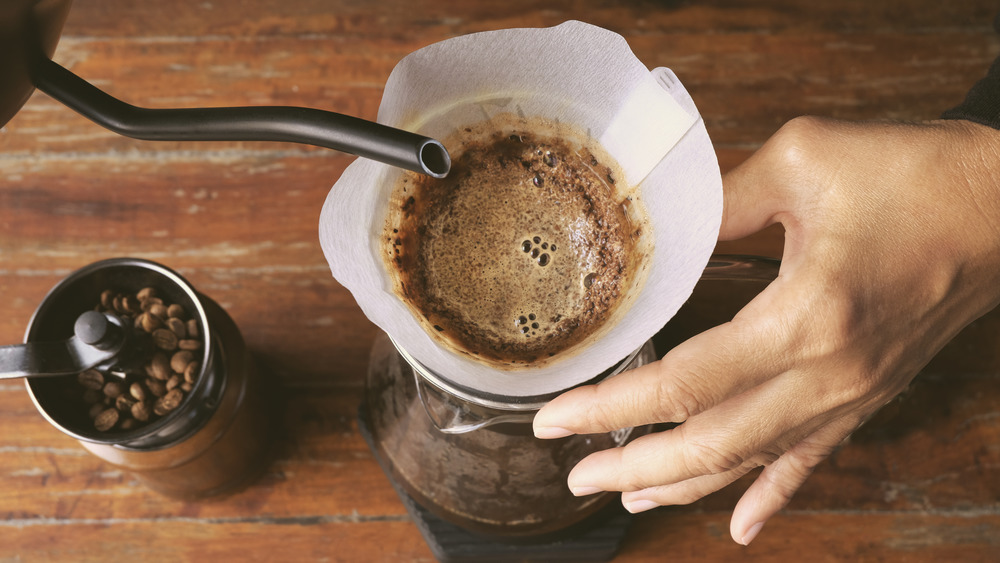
[
  {"left": 621, "top": 474, "right": 652, "bottom": 492},
  {"left": 768, "top": 116, "right": 829, "bottom": 163},
  {"left": 683, "top": 437, "right": 745, "bottom": 476},
  {"left": 617, "top": 446, "right": 659, "bottom": 491},
  {"left": 760, "top": 468, "right": 799, "bottom": 502},
  {"left": 759, "top": 116, "right": 842, "bottom": 196},
  {"left": 685, "top": 488, "right": 721, "bottom": 505},
  {"left": 782, "top": 450, "right": 822, "bottom": 477},
  {"left": 578, "top": 383, "right": 650, "bottom": 433},
  {"left": 762, "top": 451, "right": 821, "bottom": 500},
  {"left": 670, "top": 487, "right": 711, "bottom": 506},
  {"left": 651, "top": 372, "right": 705, "bottom": 423},
  {"left": 586, "top": 397, "right": 629, "bottom": 430},
  {"left": 649, "top": 351, "right": 728, "bottom": 423}
]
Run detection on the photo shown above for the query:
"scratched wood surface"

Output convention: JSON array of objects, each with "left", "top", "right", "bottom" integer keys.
[{"left": 2, "top": 0, "right": 999, "bottom": 561}]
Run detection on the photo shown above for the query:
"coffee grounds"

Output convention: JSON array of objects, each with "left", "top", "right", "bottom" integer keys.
[{"left": 387, "top": 122, "right": 642, "bottom": 367}]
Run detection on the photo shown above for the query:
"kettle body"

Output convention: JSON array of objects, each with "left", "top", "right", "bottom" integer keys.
[{"left": 0, "top": 0, "right": 73, "bottom": 127}]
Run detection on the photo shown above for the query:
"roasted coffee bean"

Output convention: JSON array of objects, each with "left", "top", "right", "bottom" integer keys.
[
  {"left": 137, "top": 287, "right": 157, "bottom": 302},
  {"left": 130, "top": 382, "right": 146, "bottom": 402},
  {"left": 131, "top": 401, "right": 151, "bottom": 422},
  {"left": 180, "top": 381, "right": 193, "bottom": 393},
  {"left": 146, "top": 377, "right": 167, "bottom": 398},
  {"left": 120, "top": 417, "right": 136, "bottom": 431},
  {"left": 88, "top": 402, "right": 106, "bottom": 419},
  {"left": 150, "top": 352, "right": 171, "bottom": 381},
  {"left": 163, "top": 388, "right": 184, "bottom": 409},
  {"left": 178, "top": 339, "right": 201, "bottom": 351},
  {"left": 103, "top": 380, "right": 125, "bottom": 399},
  {"left": 154, "top": 389, "right": 184, "bottom": 416},
  {"left": 100, "top": 289, "right": 114, "bottom": 310},
  {"left": 167, "top": 317, "right": 186, "bottom": 338},
  {"left": 115, "top": 394, "right": 136, "bottom": 412},
  {"left": 152, "top": 328, "right": 178, "bottom": 351},
  {"left": 186, "top": 319, "right": 199, "bottom": 339},
  {"left": 183, "top": 362, "right": 199, "bottom": 384},
  {"left": 171, "top": 350, "right": 194, "bottom": 374},
  {"left": 140, "top": 296, "right": 163, "bottom": 312},
  {"left": 123, "top": 295, "right": 141, "bottom": 315},
  {"left": 140, "top": 312, "right": 162, "bottom": 333},
  {"left": 166, "top": 374, "right": 181, "bottom": 391},
  {"left": 149, "top": 303, "right": 168, "bottom": 320},
  {"left": 94, "top": 408, "right": 119, "bottom": 431},
  {"left": 167, "top": 304, "right": 186, "bottom": 320},
  {"left": 77, "top": 369, "right": 104, "bottom": 390}
]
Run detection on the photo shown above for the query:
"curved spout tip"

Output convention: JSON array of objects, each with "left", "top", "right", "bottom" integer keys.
[{"left": 419, "top": 139, "right": 451, "bottom": 178}]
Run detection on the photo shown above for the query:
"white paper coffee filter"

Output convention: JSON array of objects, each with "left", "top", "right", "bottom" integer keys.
[{"left": 319, "top": 21, "right": 722, "bottom": 398}]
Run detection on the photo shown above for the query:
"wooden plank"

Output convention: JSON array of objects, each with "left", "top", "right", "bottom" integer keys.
[
  {"left": 52, "top": 0, "right": 1000, "bottom": 39},
  {"left": 0, "top": 385, "right": 407, "bottom": 520},
  {"left": 622, "top": 512, "right": 1000, "bottom": 562},
  {"left": 1, "top": 520, "right": 435, "bottom": 562},
  {"left": 0, "top": 155, "right": 345, "bottom": 240},
  {"left": 1, "top": 512, "right": 998, "bottom": 562}
]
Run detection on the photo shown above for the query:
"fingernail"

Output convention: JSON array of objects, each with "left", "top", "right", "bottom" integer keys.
[
  {"left": 740, "top": 522, "right": 764, "bottom": 546},
  {"left": 623, "top": 499, "right": 659, "bottom": 514},
  {"left": 534, "top": 426, "right": 574, "bottom": 439},
  {"left": 569, "top": 485, "right": 603, "bottom": 496}
]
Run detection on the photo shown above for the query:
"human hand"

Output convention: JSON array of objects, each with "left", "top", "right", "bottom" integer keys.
[{"left": 532, "top": 117, "right": 1000, "bottom": 545}]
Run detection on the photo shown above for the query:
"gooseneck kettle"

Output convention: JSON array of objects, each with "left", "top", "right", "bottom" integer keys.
[{"left": 0, "top": 0, "right": 451, "bottom": 177}]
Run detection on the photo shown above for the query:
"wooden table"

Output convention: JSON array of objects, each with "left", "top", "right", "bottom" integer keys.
[{"left": 2, "top": 1, "right": 999, "bottom": 560}]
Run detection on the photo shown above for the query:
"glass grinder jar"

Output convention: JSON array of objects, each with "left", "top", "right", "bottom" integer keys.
[{"left": 22, "top": 258, "right": 273, "bottom": 499}]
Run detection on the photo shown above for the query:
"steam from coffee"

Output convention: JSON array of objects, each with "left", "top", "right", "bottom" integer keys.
[{"left": 384, "top": 115, "right": 651, "bottom": 368}]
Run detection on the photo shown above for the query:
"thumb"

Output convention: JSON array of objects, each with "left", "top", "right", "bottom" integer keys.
[
  {"left": 718, "top": 149, "right": 785, "bottom": 241},
  {"left": 718, "top": 116, "right": 844, "bottom": 241}
]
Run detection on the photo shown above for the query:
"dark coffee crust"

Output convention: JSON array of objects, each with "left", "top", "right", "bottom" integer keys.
[{"left": 386, "top": 122, "right": 642, "bottom": 367}]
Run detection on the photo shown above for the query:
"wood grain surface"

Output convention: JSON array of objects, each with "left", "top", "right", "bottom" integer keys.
[{"left": 2, "top": 1, "right": 999, "bottom": 561}]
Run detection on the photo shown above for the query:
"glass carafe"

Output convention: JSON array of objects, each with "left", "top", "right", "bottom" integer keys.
[{"left": 364, "top": 255, "right": 779, "bottom": 538}]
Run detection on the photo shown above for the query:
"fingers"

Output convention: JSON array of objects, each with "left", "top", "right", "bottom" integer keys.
[
  {"left": 729, "top": 416, "right": 859, "bottom": 545},
  {"left": 620, "top": 460, "right": 758, "bottom": 513},
  {"left": 562, "top": 378, "right": 816, "bottom": 495},
  {"left": 533, "top": 300, "right": 793, "bottom": 438},
  {"left": 617, "top": 413, "right": 856, "bottom": 547},
  {"left": 719, "top": 152, "right": 784, "bottom": 241}
]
